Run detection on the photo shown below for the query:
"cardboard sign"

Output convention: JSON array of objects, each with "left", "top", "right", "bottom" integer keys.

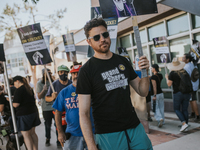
[
  {"left": 62, "top": 33, "right": 77, "bottom": 62},
  {"left": 0, "top": 44, "right": 5, "bottom": 62},
  {"left": 153, "top": 36, "right": 171, "bottom": 63},
  {"left": 17, "top": 23, "right": 52, "bottom": 66},
  {"left": 117, "top": 47, "right": 132, "bottom": 64},
  {"left": 99, "top": 0, "right": 158, "bottom": 18}
]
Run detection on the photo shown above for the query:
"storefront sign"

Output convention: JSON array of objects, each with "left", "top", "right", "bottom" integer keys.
[{"left": 17, "top": 23, "right": 52, "bottom": 65}]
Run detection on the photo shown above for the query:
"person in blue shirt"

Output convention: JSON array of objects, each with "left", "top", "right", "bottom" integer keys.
[{"left": 53, "top": 65, "right": 95, "bottom": 150}]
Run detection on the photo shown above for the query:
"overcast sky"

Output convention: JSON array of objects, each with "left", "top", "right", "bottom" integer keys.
[{"left": 0, "top": 0, "right": 91, "bottom": 43}]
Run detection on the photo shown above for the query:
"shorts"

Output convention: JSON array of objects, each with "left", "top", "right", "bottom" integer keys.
[
  {"left": 190, "top": 91, "right": 197, "bottom": 101},
  {"left": 16, "top": 112, "right": 41, "bottom": 131},
  {"left": 63, "top": 135, "right": 94, "bottom": 150},
  {"left": 95, "top": 123, "right": 153, "bottom": 150},
  {"left": 146, "top": 91, "right": 151, "bottom": 103}
]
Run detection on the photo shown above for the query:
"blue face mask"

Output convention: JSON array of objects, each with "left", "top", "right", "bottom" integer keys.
[{"left": 59, "top": 73, "right": 68, "bottom": 81}]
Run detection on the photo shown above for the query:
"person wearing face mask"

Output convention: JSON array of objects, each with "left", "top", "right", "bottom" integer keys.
[{"left": 45, "top": 65, "right": 72, "bottom": 148}]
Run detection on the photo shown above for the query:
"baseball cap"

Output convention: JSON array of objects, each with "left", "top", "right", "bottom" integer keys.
[
  {"left": 70, "top": 65, "right": 82, "bottom": 73},
  {"left": 42, "top": 68, "right": 50, "bottom": 75},
  {"left": 57, "top": 65, "right": 70, "bottom": 72}
]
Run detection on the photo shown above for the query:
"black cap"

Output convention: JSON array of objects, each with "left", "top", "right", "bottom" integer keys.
[{"left": 152, "top": 64, "right": 159, "bottom": 72}]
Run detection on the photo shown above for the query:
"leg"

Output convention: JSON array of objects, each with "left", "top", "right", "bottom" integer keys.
[
  {"left": 182, "top": 94, "right": 190, "bottom": 124},
  {"left": 152, "top": 94, "right": 162, "bottom": 122},
  {"left": 30, "top": 127, "right": 38, "bottom": 150},
  {"left": 173, "top": 92, "right": 186, "bottom": 123},
  {"left": 42, "top": 111, "right": 53, "bottom": 140},
  {"left": 21, "top": 129, "right": 34, "bottom": 150},
  {"left": 159, "top": 93, "right": 165, "bottom": 123},
  {"left": 191, "top": 101, "right": 199, "bottom": 116}
]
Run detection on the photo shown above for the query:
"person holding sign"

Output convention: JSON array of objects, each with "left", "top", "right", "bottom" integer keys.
[
  {"left": 77, "top": 18, "right": 152, "bottom": 150},
  {"left": 36, "top": 68, "right": 54, "bottom": 147},
  {"left": 12, "top": 76, "right": 41, "bottom": 150},
  {"left": 53, "top": 65, "right": 95, "bottom": 150},
  {"left": 45, "top": 65, "right": 72, "bottom": 148}
]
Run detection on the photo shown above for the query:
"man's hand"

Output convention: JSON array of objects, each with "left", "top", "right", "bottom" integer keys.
[
  {"left": 138, "top": 56, "right": 149, "bottom": 70},
  {"left": 58, "top": 131, "right": 66, "bottom": 147},
  {"left": 165, "top": 74, "right": 168, "bottom": 79},
  {"left": 153, "top": 96, "right": 156, "bottom": 101},
  {"left": 52, "top": 92, "right": 57, "bottom": 100},
  {"left": 43, "top": 85, "right": 48, "bottom": 91}
]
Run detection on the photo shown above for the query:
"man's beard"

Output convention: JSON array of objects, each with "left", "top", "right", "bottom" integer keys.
[{"left": 96, "top": 41, "right": 110, "bottom": 53}]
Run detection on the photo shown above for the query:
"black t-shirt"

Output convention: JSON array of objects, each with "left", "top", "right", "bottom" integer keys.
[
  {"left": 168, "top": 71, "right": 181, "bottom": 94},
  {"left": 151, "top": 73, "right": 163, "bottom": 95},
  {"left": 0, "top": 93, "right": 10, "bottom": 114},
  {"left": 76, "top": 53, "right": 140, "bottom": 134},
  {"left": 13, "top": 85, "right": 38, "bottom": 116}
]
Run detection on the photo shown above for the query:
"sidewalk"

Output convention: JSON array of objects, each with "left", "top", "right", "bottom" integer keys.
[
  {"left": 149, "top": 112, "right": 200, "bottom": 149},
  {"left": 1, "top": 112, "right": 200, "bottom": 150}
]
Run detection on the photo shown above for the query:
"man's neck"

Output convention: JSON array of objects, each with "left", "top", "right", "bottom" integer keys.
[
  {"left": 94, "top": 51, "right": 113, "bottom": 60},
  {"left": 59, "top": 79, "right": 68, "bottom": 85}
]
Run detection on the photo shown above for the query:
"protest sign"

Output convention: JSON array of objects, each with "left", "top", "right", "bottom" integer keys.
[
  {"left": 153, "top": 36, "right": 171, "bottom": 63},
  {"left": 117, "top": 47, "right": 132, "bottom": 65},
  {"left": 91, "top": 7, "right": 102, "bottom": 19},
  {"left": 99, "top": 0, "right": 157, "bottom": 18},
  {"left": 62, "top": 33, "right": 77, "bottom": 62},
  {"left": 17, "top": 23, "right": 52, "bottom": 65}
]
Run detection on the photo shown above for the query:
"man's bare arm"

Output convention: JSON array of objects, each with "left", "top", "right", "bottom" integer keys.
[
  {"left": 151, "top": 80, "right": 157, "bottom": 95},
  {"left": 55, "top": 110, "right": 66, "bottom": 144},
  {"left": 130, "top": 76, "right": 149, "bottom": 97},
  {"left": 79, "top": 94, "right": 97, "bottom": 150},
  {"left": 45, "top": 92, "right": 57, "bottom": 102}
]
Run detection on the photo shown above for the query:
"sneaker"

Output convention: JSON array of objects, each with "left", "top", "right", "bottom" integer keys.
[
  {"left": 189, "top": 113, "right": 195, "bottom": 119},
  {"left": 57, "top": 142, "right": 62, "bottom": 149},
  {"left": 158, "top": 119, "right": 163, "bottom": 128},
  {"left": 194, "top": 117, "right": 200, "bottom": 123},
  {"left": 45, "top": 139, "right": 50, "bottom": 147},
  {"left": 148, "top": 117, "right": 153, "bottom": 122},
  {"left": 180, "top": 124, "right": 189, "bottom": 132}
]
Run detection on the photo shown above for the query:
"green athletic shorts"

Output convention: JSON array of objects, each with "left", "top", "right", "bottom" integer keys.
[{"left": 95, "top": 123, "right": 153, "bottom": 150}]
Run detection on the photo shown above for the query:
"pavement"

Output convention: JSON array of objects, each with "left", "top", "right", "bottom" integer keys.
[{"left": 0, "top": 112, "right": 200, "bottom": 150}]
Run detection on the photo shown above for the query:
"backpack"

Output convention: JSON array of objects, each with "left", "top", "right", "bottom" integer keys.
[
  {"left": 191, "top": 68, "right": 199, "bottom": 82},
  {"left": 176, "top": 69, "right": 193, "bottom": 94}
]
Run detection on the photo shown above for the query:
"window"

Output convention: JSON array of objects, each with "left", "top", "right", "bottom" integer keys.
[
  {"left": 194, "top": 33, "right": 200, "bottom": 41},
  {"left": 127, "top": 50, "right": 133, "bottom": 64},
  {"left": 120, "top": 35, "right": 131, "bottom": 48},
  {"left": 148, "top": 23, "right": 165, "bottom": 41},
  {"left": 134, "top": 46, "right": 148, "bottom": 60},
  {"left": 167, "top": 14, "right": 189, "bottom": 36},
  {"left": 169, "top": 36, "right": 190, "bottom": 60},
  {"left": 192, "top": 14, "right": 200, "bottom": 29}
]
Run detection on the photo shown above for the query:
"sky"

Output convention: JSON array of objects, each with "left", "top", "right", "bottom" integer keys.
[{"left": 0, "top": 0, "right": 91, "bottom": 43}]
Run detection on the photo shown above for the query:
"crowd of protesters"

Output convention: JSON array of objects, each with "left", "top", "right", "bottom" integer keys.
[{"left": 0, "top": 18, "right": 199, "bottom": 150}]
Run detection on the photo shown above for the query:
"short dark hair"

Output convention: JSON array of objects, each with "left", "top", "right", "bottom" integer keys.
[
  {"left": 84, "top": 18, "right": 107, "bottom": 39},
  {"left": 184, "top": 53, "right": 192, "bottom": 62}
]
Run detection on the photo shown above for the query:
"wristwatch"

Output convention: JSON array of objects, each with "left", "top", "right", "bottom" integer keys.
[{"left": 153, "top": 94, "right": 156, "bottom": 97}]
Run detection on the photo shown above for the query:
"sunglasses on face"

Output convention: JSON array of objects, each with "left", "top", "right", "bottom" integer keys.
[{"left": 88, "top": 32, "right": 109, "bottom": 41}]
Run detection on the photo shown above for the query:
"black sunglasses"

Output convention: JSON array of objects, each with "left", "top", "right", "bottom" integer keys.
[{"left": 88, "top": 32, "right": 109, "bottom": 41}]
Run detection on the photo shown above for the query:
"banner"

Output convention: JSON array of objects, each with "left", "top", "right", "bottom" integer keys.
[
  {"left": 99, "top": 0, "right": 158, "bottom": 18},
  {"left": 17, "top": 23, "right": 52, "bottom": 66},
  {"left": 0, "top": 44, "right": 5, "bottom": 62},
  {"left": 153, "top": 36, "right": 171, "bottom": 63},
  {"left": 62, "top": 33, "right": 77, "bottom": 62}
]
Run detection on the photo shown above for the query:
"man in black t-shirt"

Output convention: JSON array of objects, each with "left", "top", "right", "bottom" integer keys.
[{"left": 76, "top": 18, "right": 152, "bottom": 150}]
